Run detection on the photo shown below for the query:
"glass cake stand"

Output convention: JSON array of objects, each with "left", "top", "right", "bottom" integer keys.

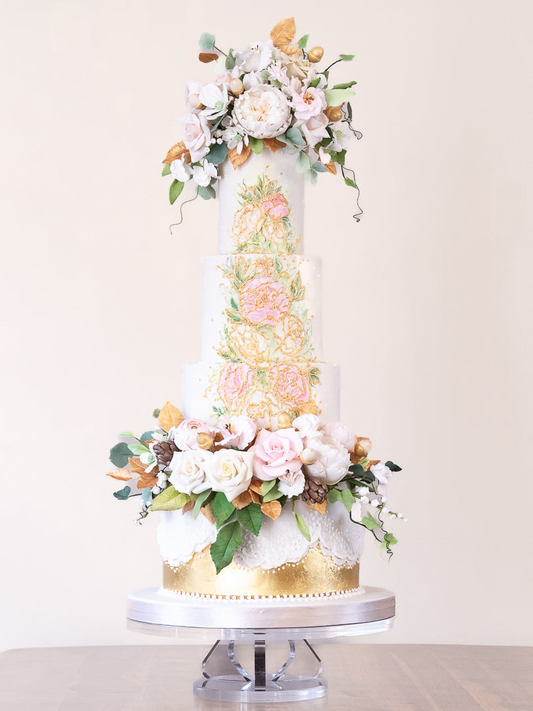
[{"left": 127, "top": 586, "right": 395, "bottom": 703}]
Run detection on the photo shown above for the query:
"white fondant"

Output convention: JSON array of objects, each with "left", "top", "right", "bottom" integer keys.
[
  {"left": 200, "top": 254, "right": 323, "bottom": 362},
  {"left": 181, "top": 361, "right": 340, "bottom": 423},
  {"left": 157, "top": 510, "right": 216, "bottom": 567},
  {"left": 218, "top": 149, "right": 305, "bottom": 254}
]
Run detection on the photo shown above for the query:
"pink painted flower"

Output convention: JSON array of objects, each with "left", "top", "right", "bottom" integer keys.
[
  {"left": 269, "top": 365, "right": 311, "bottom": 410},
  {"left": 250, "top": 428, "right": 304, "bottom": 481},
  {"left": 290, "top": 87, "right": 327, "bottom": 121},
  {"left": 218, "top": 363, "right": 254, "bottom": 409},
  {"left": 239, "top": 277, "right": 289, "bottom": 326},
  {"left": 173, "top": 419, "right": 214, "bottom": 451},
  {"left": 262, "top": 193, "right": 289, "bottom": 219},
  {"left": 180, "top": 112, "right": 211, "bottom": 162}
]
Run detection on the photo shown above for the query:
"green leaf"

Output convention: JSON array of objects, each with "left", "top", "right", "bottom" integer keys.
[
  {"left": 331, "top": 81, "right": 357, "bottom": 90},
  {"left": 260, "top": 480, "right": 277, "bottom": 496},
  {"left": 311, "top": 161, "right": 328, "bottom": 173},
  {"left": 211, "top": 492, "right": 236, "bottom": 528},
  {"left": 293, "top": 512, "right": 311, "bottom": 541},
  {"left": 348, "top": 463, "right": 367, "bottom": 478},
  {"left": 297, "top": 34, "right": 309, "bottom": 50},
  {"left": 328, "top": 149, "right": 346, "bottom": 166},
  {"left": 309, "top": 76, "right": 320, "bottom": 88},
  {"left": 361, "top": 512, "right": 380, "bottom": 531},
  {"left": 225, "top": 49, "right": 235, "bottom": 70},
  {"left": 384, "top": 532, "right": 398, "bottom": 546},
  {"left": 296, "top": 151, "right": 311, "bottom": 173},
  {"left": 262, "top": 482, "right": 283, "bottom": 503},
  {"left": 140, "top": 431, "right": 154, "bottom": 444},
  {"left": 118, "top": 430, "right": 135, "bottom": 438},
  {"left": 141, "top": 487, "right": 152, "bottom": 504},
  {"left": 128, "top": 442, "right": 150, "bottom": 456},
  {"left": 210, "top": 520, "right": 242, "bottom": 574},
  {"left": 236, "top": 504, "right": 263, "bottom": 536},
  {"left": 199, "top": 32, "right": 216, "bottom": 50},
  {"left": 151, "top": 485, "right": 191, "bottom": 512},
  {"left": 385, "top": 461, "right": 402, "bottom": 472},
  {"left": 152, "top": 408, "right": 161, "bottom": 418},
  {"left": 339, "top": 54, "right": 355, "bottom": 61},
  {"left": 198, "top": 185, "right": 216, "bottom": 200},
  {"left": 109, "top": 442, "right": 132, "bottom": 468},
  {"left": 193, "top": 488, "right": 212, "bottom": 519},
  {"left": 113, "top": 485, "right": 131, "bottom": 500},
  {"left": 169, "top": 179, "right": 184, "bottom": 205},
  {"left": 328, "top": 488, "right": 355, "bottom": 512},
  {"left": 286, "top": 126, "right": 305, "bottom": 146},
  {"left": 249, "top": 137, "right": 264, "bottom": 154},
  {"left": 344, "top": 177, "right": 358, "bottom": 189},
  {"left": 206, "top": 142, "right": 228, "bottom": 165},
  {"left": 162, "top": 163, "right": 171, "bottom": 176},
  {"left": 307, "top": 169, "right": 318, "bottom": 185},
  {"left": 325, "top": 89, "right": 356, "bottom": 106}
]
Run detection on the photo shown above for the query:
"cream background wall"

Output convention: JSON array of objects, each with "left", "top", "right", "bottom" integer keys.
[{"left": 1, "top": 0, "right": 532, "bottom": 652}]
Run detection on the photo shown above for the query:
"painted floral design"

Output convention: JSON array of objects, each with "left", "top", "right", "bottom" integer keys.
[
  {"left": 269, "top": 364, "right": 317, "bottom": 413},
  {"left": 218, "top": 363, "right": 254, "bottom": 410},
  {"left": 232, "top": 171, "right": 300, "bottom": 253},
  {"left": 239, "top": 276, "right": 290, "bottom": 325}
]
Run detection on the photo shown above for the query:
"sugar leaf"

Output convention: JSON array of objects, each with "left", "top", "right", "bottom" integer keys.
[
  {"left": 210, "top": 521, "right": 242, "bottom": 573},
  {"left": 293, "top": 512, "right": 311, "bottom": 541},
  {"left": 110, "top": 442, "right": 132, "bottom": 468},
  {"left": 211, "top": 492, "right": 236, "bottom": 528},
  {"left": 236, "top": 503, "right": 263, "bottom": 536}
]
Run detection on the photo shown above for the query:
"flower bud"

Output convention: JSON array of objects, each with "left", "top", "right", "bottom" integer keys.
[
  {"left": 308, "top": 46, "right": 324, "bottom": 63},
  {"left": 325, "top": 105, "right": 343, "bottom": 122},
  {"left": 277, "top": 412, "right": 293, "bottom": 429},
  {"left": 300, "top": 448, "right": 318, "bottom": 465},
  {"left": 188, "top": 93, "right": 204, "bottom": 110},
  {"left": 197, "top": 432, "right": 214, "bottom": 450},
  {"left": 229, "top": 78, "right": 244, "bottom": 95}
]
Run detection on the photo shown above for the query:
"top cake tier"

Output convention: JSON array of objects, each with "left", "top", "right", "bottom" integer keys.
[{"left": 218, "top": 149, "right": 304, "bottom": 255}]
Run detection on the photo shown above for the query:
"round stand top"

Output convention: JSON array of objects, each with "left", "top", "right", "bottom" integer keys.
[{"left": 127, "top": 586, "right": 395, "bottom": 642}]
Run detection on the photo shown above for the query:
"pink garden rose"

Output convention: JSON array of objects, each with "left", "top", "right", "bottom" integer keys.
[
  {"left": 239, "top": 277, "right": 289, "bottom": 326},
  {"left": 250, "top": 428, "right": 304, "bottom": 480},
  {"left": 290, "top": 87, "right": 327, "bottom": 121},
  {"left": 262, "top": 193, "right": 289, "bottom": 220},
  {"left": 173, "top": 419, "right": 214, "bottom": 451},
  {"left": 219, "top": 363, "right": 254, "bottom": 409},
  {"left": 269, "top": 365, "right": 311, "bottom": 410},
  {"left": 180, "top": 112, "right": 211, "bottom": 161},
  {"left": 300, "top": 113, "right": 329, "bottom": 148}
]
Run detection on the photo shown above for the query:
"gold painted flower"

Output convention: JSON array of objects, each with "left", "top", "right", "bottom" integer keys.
[
  {"left": 273, "top": 314, "right": 306, "bottom": 358},
  {"left": 263, "top": 219, "right": 287, "bottom": 245},
  {"left": 229, "top": 322, "right": 270, "bottom": 365},
  {"left": 232, "top": 203, "right": 265, "bottom": 245}
]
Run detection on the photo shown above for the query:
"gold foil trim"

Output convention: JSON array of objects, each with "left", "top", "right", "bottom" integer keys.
[{"left": 163, "top": 546, "right": 359, "bottom": 598}]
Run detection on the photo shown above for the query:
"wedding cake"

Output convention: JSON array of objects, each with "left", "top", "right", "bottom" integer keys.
[{"left": 107, "top": 18, "right": 402, "bottom": 601}]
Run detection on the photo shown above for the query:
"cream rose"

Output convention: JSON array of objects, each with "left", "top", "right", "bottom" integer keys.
[
  {"left": 303, "top": 436, "right": 350, "bottom": 485},
  {"left": 274, "top": 49, "right": 312, "bottom": 81},
  {"left": 208, "top": 449, "right": 254, "bottom": 500},
  {"left": 322, "top": 421, "right": 355, "bottom": 452},
  {"left": 234, "top": 86, "right": 292, "bottom": 139},
  {"left": 168, "top": 450, "right": 213, "bottom": 495}
]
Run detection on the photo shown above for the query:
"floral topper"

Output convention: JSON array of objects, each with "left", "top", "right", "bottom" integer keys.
[
  {"left": 162, "top": 18, "right": 362, "bottom": 225},
  {"left": 107, "top": 403, "right": 404, "bottom": 574}
]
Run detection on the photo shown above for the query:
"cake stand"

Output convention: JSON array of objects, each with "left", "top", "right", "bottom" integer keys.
[{"left": 127, "top": 586, "right": 395, "bottom": 703}]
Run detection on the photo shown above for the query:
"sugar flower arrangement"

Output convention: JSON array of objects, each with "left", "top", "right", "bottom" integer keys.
[
  {"left": 162, "top": 17, "right": 362, "bottom": 221},
  {"left": 107, "top": 403, "right": 403, "bottom": 573}
]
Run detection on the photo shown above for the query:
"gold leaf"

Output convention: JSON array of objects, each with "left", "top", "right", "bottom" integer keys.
[
  {"left": 229, "top": 143, "right": 251, "bottom": 169},
  {"left": 106, "top": 468, "right": 132, "bottom": 481},
  {"left": 182, "top": 500, "right": 195, "bottom": 515},
  {"left": 201, "top": 504, "right": 215, "bottom": 524},
  {"left": 365, "top": 459, "right": 380, "bottom": 472},
  {"left": 137, "top": 472, "right": 158, "bottom": 490},
  {"left": 326, "top": 161, "right": 337, "bottom": 175},
  {"left": 128, "top": 457, "right": 158, "bottom": 489},
  {"left": 163, "top": 141, "right": 189, "bottom": 165},
  {"left": 263, "top": 137, "right": 285, "bottom": 153},
  {"left": 199, "top": 52, "right": 219, "bottom": 63},
  {"left": 232, "top": 490, "right": 253, "bottom": 510},
  {"left": 128, "top": 457, "right": 145, "bottom": 475},
  {"left": 261, "top": 500, "right": 282, "bottom": 521},
  {"left": 158, "top": 401, "right": 184, "bottom": 432},
  {"left": 307, "top": 500, "right": 327, "bottom": 515},
  {"left": 249, "top": 489, "right": 262, "bottom": 504},
  {"left": 270, "top": 17, "right": 296, "bottom": 48},
  {"left": 249, "top": 478, "right": 263, "bottom": 495},
  {"left": 278, "top": 44, "right": 301, "bottom": 57}
]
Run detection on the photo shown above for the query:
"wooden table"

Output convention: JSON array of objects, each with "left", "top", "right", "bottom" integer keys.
[{"left": 0, "top": 644, "right": 531, "bottom": 710}]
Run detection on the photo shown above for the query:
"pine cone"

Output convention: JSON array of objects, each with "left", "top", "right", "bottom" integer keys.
[
  {"left": 153, "top": 440, "right": 178, "bottom": 467},
  {"left": 301, "top": 478, "right": 328, "bottom": 504}
]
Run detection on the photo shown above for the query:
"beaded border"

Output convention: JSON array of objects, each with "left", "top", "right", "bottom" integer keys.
[{"left": 158, "top": 586, "right": 366, "bottom": 602}]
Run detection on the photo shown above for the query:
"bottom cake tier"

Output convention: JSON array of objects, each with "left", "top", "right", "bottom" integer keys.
[{"left": 157, "top": 500, "right": 364, "bottom": 599}]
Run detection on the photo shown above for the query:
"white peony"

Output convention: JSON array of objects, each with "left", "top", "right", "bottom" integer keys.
[
  {"left": 180, "top": 112, "right": 211, "bottom": 162},
  {"left": 218, "top": 415, "right": 257, "bottom": 449},
  {"left": 192, "top": 160, "right": 218, "bottom": 187},
  {"left": 278, "top": 469, "right": 305, "bottom": 497},
  {"left": 169, "top": 450, "right": 213, "bottom": 495},
  {"left": 234, "top": 41, "right": 273, "bottom": 73},
  {"left": 199, "top": 82, "right": 229, "bottom": 120},
  {"left": 370, "top": 462, "right": 393, "bottom": 485},
  {"left": 233, "top": 86, "right": 292, "bottom": 139},
  {"left": 242, "top": 71, "right": 266, "bottom": 90},
  {"left": 292, "top": 414, "right": 320, "bottom": 437},
  {"left": 322, "top": 421, "right": 355, "bottom": 452},
  {"left": 208, "top": 449, "right": 254, "bottom": 500},
  {"left": 170, "top": 156, "right": 192, "bottom": 182},
  {"left": 303, "top": 436, "right": 351, "bottom": 485}
]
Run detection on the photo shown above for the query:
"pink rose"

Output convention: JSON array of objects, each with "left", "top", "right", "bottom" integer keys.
[
  {"left": 219, "top": 363, "right": 254, "bottom": 409},
  {"left": 173, "top": 419, "right": 213, "bottom": 451},
  {"left": 218, "top": 415, "right": 257, "bottom": 449},
  {"left": 269, "top": 365, "right": 310, "bottom": 409},
  {"left": 290, "top": 87, "right": 327, "bottom": 121},
  {"left": 300, "top": 113, "right": 329, "bottom": 148},
  {"left": 180, "top": 112, "right": 211, "bottom": 162},
  {"left": 250, "top": 428, "right": 304, "bottom": 480},
  {"left": 322, "top": 421, "right": 355, "bottom": 452},
  {"left": 239, "top": 277, "right": 289, "bottom": 326},
  {"left": 262, "top": 193, "right": 289, "bottom": 219}
]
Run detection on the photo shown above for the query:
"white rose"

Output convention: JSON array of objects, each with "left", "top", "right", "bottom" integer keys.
[
  {"left": 292, "top": 414, "right": 320, "bottom": 437},
  {"left": 304, "top": 436, "right": 350, "bottom": 485},
  {"left": 218, "top": 415, "right": 257, "bottom": 449},
  {"left": 233, "top": 86, "right": 292, "bottom": 139},
  {"left": 278, "top": 469, "right": 305, "bottom": 497},
  {"left": 322, "top": 421, "right": 355, "bottom": 452},
  {"left": 370, "top": 462, "right": 393, "bottom": 485},
  {"left": 169, "top": 450, "right": 213, "bottom": 495},
  {"left": 170, "top": 156, "right": 192, "bottom": 182},
  {"left": 180, "top": 112, "right": 211, "bottom": 162},
  {"left": 208, "top": 450, "right": 254, "bottom": 500},
  {"left": 234, "top": 41, "right": 273, "bottom": 72}
]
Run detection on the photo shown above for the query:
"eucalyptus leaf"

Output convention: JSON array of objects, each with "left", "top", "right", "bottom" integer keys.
[
  {"left": 205, "top": 142, "right": 228, "bottom": 165},
  {"left": 293, "top": 512, "right": 311, "bottom": 542},
  {"left": 286, "top": 126, "right": 305, "bottom": 146},
  {"left": 311, "top": 161, "right": 328, "bottom": 173},
  {"left": 193, "top": 489, "right": 212, "bottom": 519},
  {"left": 199, "top": 32, "right": 215, "bottom": 50},
  {"left": 152, "top": 408, "right": 161, "bottom": 418},
  {"left": 198, "top": 185, "right": 216, "bottom": 200},
  {"left": 225, "top": 49, "right": 235, "bottom": 70},
  {"left": 236, "top": 504, "right": 263, "bottom": 536},
  {"left": 113, "top": 485, "right": 131, "bottom": 500},
  {"left": 109, "top": 442, "right": 132, "bottom": 468},
  {"left": 169, "top": 179, "right": 184, "bottom": 205},
  {"left": 140, "top": 431, "right": 154, "bottom": 444},
  {"left": 128, "top": 442, "right": 150, "bottom": 456},
  {"left": 151, "top": 485, "right": 191, "bottom": 512},
  {"left": 211, "top": 492, "right": 236, "bottom": 528},
  {"left": 385, "top": 461, "right": 402, "bottom": 472},
  {"left": 297, "top": 34, "right": 309, "bottom": 50},
  {"left": 307, "top": 169, "right": 318, "bottom": 185},
  {"left": 162, "top": 163, "right": 171, "bottom": 176},
  {"left": 141, "top": 487, "right": 152, "bottom": 504},
  {"left": 325, "top": 89, "right": 356, "bottom": 106},
  {"left": 296, "top": 151, "right": 311, "bottom": 173},
  {"left": 249, "top": 137, "right": 264, "bottom": 154},
  {"left": 210, "top": 520, "right": 242, "bottom": 574}
]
